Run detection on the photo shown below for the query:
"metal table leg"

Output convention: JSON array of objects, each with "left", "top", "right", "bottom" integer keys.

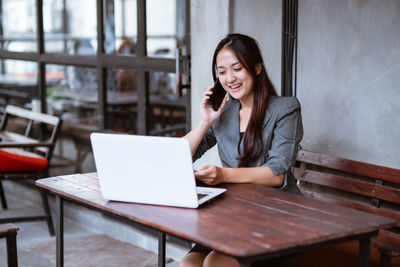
[
  {"left": 380, "top": 253, "right": 391, "bottom": 267},
  {"left": 56, "top": 196, "right": 64, "bottom": 267},
  {"left": 41, "top": 189, "right": 55, "bottom": 236},
  {"left": 158, "top": 232, "right": 166, "bottom": 267},
  {"left": 6, "top": 232, "right": 18, "bottom": 267},
  {"left": 359, "top": 237, "right": 371, "bottom": 267}
]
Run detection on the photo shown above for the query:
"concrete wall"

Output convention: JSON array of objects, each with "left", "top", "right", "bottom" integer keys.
[
  {"left": 297, "top": 0, "right": 400, "bottom": 168},
  {"left": 190, "top": 0, "right": 230, "bottom": 168},
  {"left": 190, "top": 0, "right": 400, "bottom": 169},
  {"left": 232, "top": 0, "right": 282, "bottom": 91}
]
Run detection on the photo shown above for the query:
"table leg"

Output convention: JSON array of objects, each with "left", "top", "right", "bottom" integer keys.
[
  {"left": 6, "top": 232, "right": 18, "bottom": 267},
  {"left": 41, "top": 189, "right": 55, "bottom": 236},
  {"left": 380, "top": 253, "right": 391, "bottom": 267},
  {"left": 359, "top": 237, "right": 371, "bottom": 267},
  {"left": 56, "top": 196, "right": 64, "bottom": 267},
  {"left": 239, "top": 262, "right": 253, "bottom": 267},
  {"left": 158, "top": 232, "right": 166, "bottom": 267}
]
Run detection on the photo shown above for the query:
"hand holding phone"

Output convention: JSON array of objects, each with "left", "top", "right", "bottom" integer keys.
[{"left": 208, "top": 79, "right": 226, "bottom": 111}]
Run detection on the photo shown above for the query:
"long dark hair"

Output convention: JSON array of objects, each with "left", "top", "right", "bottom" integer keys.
[{"left": 212, "top": 33, "right": 278, "bottom": 167}]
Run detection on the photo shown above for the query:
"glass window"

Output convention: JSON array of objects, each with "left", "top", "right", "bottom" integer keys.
[
  {"left": 106, "top": 67, "right": 137, "bottom": 133},
  {"left": 43, "top": 0, "right": 97, "bottom": 54},
  {"left": 148, "top": 71, "right": 186, "bottom": 136},
  {"left": 0, "top": 0, "right": 37, "bottom": 52},
  {"left": 46, "top": 64, "right": 98, "bottom": 174},
  {"left": 0, "top": 59, "right": 38, "bottom": 109},
  {"left": 146, "top": 0, "right": 176, "bottom": 58},
  {"left": 105, "top": 0, "right": 137, "bottom": 55},
  {"left": 46, "top": 64, "right": 98, "bottom": 127}
]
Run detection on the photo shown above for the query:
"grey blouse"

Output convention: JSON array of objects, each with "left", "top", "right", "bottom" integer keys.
[{"left": 193, "top": 95, "right": 303, "bottom": 193}]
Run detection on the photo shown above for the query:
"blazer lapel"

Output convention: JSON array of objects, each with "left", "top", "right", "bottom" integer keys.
[{"left": 263, "top": 109, "right": 272, "bottom": 128}]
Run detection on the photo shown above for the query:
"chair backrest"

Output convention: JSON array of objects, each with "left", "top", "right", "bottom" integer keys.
[
  {"left": 0, "top": 105, "right": 62, "bottom": 162},
  {"left": 294, "top": 149, "right": 400, "bottom": 226}
]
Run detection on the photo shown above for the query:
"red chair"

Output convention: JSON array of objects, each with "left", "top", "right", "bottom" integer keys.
[{"left": 0, "top": 105, "right": 62, "bottom": 236}]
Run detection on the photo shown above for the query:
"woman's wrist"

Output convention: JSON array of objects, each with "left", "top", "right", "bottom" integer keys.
[
  {"left": 218, "top": 167, "right": 227, "bottom": 183},
  {"left": 199, "top": 118, "right": 213, "bottom": 129}
]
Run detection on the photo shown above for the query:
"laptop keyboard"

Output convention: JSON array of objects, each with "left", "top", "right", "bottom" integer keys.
[{"left": 197, "top": 193, "right": 208, "bottom": 200}]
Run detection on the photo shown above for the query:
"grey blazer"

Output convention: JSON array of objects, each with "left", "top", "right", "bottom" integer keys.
[{"left": 193, "top": 95, "right": 303, "bottom": 193}]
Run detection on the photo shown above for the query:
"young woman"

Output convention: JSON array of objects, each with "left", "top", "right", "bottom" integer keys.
[{"left": 181, "top": 33, "right": 303, "bottom": 267}]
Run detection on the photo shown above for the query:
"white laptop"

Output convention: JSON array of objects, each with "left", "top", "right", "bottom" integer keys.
[{"left": 90, "top": 132, "right": 226, "bottom": 208}]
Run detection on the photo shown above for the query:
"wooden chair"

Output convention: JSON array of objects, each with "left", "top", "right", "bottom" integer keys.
[
  {"left": 294, "top": 149, "right": 400, "bottom": 267},
  {"left": 0, "top": 223, "right": 19, "bottom": 267},
  {"left": 0, "top": 105, "right": 62, "bottom": 236}
]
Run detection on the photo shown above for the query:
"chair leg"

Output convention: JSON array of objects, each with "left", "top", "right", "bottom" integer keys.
[
  {"left": 0, "top": 180, "right": 8, "bottom": 209},
  {"left": 380, "top": 253, "right": 391, "bottom": 267},
  {"left": 40, "top": 189, "right": 55, "bottom": 236},
  {"left": 6, "top": 232, "right": 18, "bottom": 267}
]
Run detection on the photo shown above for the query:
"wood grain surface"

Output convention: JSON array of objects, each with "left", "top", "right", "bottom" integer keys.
[{"left": 36, "top": 173, "right": 396, "bottom": 258}]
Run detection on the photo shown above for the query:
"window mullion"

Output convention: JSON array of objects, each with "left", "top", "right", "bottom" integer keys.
[
  {"left": 136, "top": 0, "right": 148, "bottom": 135},
  {"left": 36, "top": 0, "right": 46, "bottom": 113},
  {"left": 97, "top": 0, "right": 106, "bottom": 129},
  {"left": 137, "top": 0, "right": 147, "bottom": 57}
]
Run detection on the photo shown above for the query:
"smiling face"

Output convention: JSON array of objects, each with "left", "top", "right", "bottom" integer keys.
[{"left": 216, "top": 47, "right": 255, "bottom": 104}]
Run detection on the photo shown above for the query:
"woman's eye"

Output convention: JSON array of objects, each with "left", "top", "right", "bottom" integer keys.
[
  {"left": 218, "top": 72, "right": 225, "bottom": 76},
  {"left": 234, "top": 68, "right": 242, "bottom": 72}
]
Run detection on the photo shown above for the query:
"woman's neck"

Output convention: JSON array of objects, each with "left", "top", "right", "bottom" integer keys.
[
  {"left": 239, "top": 98, "right": 253, "bottom": 133},
  {"left": 239, "top": 107, "right": 251, "bottom": 132},
  {"left": 239, "top": 92, "right": 254, "bottom": 110}
]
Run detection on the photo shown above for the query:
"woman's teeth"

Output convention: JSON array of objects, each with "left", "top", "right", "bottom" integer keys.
[{"left": 230, "top": 83, "right": 241, "bottom": 89}]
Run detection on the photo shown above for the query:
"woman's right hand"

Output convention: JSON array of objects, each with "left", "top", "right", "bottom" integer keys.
[
  {"left": 200, "top": 84, "right": 227, "bottom": 125},
  {"left": 183, "top": 84, "right": 227, "bottom": 156}
]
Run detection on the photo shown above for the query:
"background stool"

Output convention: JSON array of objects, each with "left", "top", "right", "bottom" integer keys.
[{"left": 0, "top": 223, "right": 19, "bottom": 267}]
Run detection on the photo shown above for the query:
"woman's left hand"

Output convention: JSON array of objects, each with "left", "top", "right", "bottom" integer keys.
[{"left": 194, "top": 165, "right": 224, "bottom": 185}]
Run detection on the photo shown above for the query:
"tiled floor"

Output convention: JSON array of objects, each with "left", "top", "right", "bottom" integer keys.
[{"left": 0, "top": 187, "right": 89, "bottom": 267}]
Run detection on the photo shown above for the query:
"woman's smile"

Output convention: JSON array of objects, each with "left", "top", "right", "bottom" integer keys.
[{"left": 228, "top": 82, "right": 242, "bottom": 92}]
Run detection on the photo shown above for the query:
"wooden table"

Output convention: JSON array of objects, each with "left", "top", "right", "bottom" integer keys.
[{"left": 35, "top": 173, "right": 396, "bottom": 267}]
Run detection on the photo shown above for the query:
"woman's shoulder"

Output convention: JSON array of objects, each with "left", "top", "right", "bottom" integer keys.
[
  {"left": 221, "top": 98, "right": 240, "bottom": 113},
  {"left": 213, "top": 99, "right": 240, "bottom": 128},
  {"left": 267, "top": 95, "right": 301, "bottom": 116}
]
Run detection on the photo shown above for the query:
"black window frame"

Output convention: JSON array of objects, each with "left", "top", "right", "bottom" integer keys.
[{"left": 0, "top": 0, "right": 191, "bottom": 135}]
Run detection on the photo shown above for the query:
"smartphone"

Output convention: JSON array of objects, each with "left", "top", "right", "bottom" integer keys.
[{"left": 208, "top": 79, "right": 226, "bottom": 111}]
